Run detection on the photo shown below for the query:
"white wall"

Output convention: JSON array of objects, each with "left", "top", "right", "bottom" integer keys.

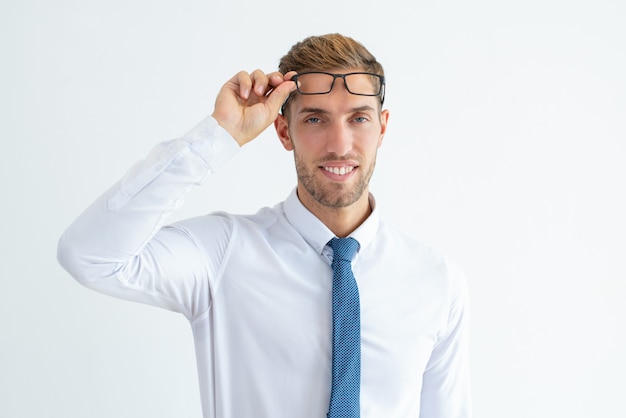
[{"left": 1, "top": 0, "right": 625, "bottom": 417}]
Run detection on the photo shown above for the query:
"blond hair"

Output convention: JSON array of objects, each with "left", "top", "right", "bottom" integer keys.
[
  {"left": 279, "top": 33, "right": 384, "bottom": 76},
  {"left": 278, "top": 34, "right": 385, "bottom": 116}
]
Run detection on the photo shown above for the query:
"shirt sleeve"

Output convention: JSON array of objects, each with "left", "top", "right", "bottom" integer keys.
[
  {"left": 57, "top": 116, "right": 240, "bottom": 320},
  {"left": 419, "top": 260, "right": 472, "bottom": 418}
]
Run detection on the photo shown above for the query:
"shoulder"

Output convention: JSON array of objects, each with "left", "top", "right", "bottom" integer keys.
[
  {"left": 376, "top": 219, "right": 468, "bottom": 296},
  {"left": 169, "top": 202, "right": 285, "bottom": 243},
  {"left": 375, "top": 219, "right": 444, "bottom": 264}
]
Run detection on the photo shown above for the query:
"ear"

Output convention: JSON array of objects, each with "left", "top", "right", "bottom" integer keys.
[
  {"left": 274, "top": 114, "right": 294, "bottom": 151},
  {"left": 377, "top": 109, "right": 390, "bottom": 148}
]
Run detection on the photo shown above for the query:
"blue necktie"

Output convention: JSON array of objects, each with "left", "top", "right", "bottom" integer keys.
[{"left": 327, "top": 237, "right": 361, "bottom": 418}]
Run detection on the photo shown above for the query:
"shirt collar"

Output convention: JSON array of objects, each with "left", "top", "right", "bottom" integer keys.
[{"left": 283, "top": 188, "right": 379, "bottom": 256}]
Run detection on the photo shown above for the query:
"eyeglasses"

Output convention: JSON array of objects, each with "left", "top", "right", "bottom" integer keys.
[
  {"left": 292, "top": 71, "right": 385, "bottom": 102},
  {"left": 282, "top": 71, "right": 386, "bottom": 114}
]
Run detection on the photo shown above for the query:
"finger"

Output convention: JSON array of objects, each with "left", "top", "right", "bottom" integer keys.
[
  {"left": 267, "top": 71, "right": 287, "bottom": 88},
  {"left": 283, "top": 71, "right": 297, "bottom": 81},
  {"left": 265, "top": 78, "right": 297, "bottom": 112},
  {"left": 235, "top": 71, "right": 253, "bottom": 100},
  {"left": 250, "top": 69, "right": 270, "bottom": 96},
  {"left": 266, "top": 71, "right": 297, "bottom": 89}
]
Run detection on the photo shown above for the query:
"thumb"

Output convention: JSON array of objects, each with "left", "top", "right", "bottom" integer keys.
[{"left": 266, "top": 80, "right": 296, "bottom": 114}]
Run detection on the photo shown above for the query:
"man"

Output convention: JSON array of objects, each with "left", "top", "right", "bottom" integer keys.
[{"left": 58, "top": 33, "right": 471, "bottom": 417}]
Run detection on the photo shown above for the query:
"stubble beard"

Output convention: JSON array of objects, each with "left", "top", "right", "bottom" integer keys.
[{"left": 293, "top": 150, "right": 377, "bottom": 209}]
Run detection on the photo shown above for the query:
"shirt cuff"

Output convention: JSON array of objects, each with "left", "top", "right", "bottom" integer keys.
[{"left": 183, "top": 115, "right": 241, "bottom": 172}]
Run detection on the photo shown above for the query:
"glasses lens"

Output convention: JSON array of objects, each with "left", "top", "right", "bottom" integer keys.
[
  {"left": 344, "top": 73, "right": 382, "bottom": 96},
  {"left": 295, "top": 73, "right": 335, "bottom": 94}
]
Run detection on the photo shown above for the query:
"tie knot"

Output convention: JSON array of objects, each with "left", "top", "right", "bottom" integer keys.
[{"left": 328, "top": 237, "right": 360, "bottom": 262}]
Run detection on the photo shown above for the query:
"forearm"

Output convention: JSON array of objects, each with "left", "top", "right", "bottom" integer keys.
[{"left": 57, "top": 116, "right": 238, "bottom": 301}]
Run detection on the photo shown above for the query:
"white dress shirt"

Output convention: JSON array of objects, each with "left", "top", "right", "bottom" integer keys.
[{"left": 57, "top": 115, "right": 471, "bottom": 418}]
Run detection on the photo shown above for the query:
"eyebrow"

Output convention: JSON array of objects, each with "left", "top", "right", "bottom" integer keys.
[{"left": 298, "top": 105, "right": 377, "bottom": 115}]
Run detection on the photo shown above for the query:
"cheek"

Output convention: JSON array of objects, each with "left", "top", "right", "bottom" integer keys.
[{"left": 291, "top": 132, "right": 325, "bottom": 153}]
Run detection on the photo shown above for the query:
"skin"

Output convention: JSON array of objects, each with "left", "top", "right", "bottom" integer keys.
[{"left": 212, "top": 68, "right": 389, "bottom": 238}]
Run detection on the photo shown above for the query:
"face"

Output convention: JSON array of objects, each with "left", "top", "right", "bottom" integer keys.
[{"left": 275, "top": 70, "right": 389, "bottom": 212}]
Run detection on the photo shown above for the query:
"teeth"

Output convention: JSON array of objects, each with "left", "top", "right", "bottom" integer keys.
[{"left": 324, "top": 166, "right": 354, "bottom": 175}]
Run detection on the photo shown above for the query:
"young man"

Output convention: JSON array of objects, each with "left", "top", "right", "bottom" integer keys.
[{"left": 58, "top": 34, "right": 471, "bottom": 417}]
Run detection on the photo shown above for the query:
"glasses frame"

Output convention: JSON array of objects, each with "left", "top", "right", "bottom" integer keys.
[
  {"left": 281, "top": 71, "right": 386, "bottom": 114},
  {"left": 292, "top": 71, "right": 385, "bottom": 102}
]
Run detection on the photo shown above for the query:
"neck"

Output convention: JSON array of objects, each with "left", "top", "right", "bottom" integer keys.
[{"left": 296, "top": 186, "right": 372, "bottom": 238}]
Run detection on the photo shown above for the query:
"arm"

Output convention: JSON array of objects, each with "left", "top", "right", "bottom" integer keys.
[
  {"left": 57, "top": 70, "right": 296, "bottom": 319},
  {"left": 419, "top": 262, "right": 472, "bottom": 418}
]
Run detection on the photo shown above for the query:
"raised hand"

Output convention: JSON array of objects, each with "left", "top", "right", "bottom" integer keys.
[{"left": 212, "top": 70, "right": 296, "bottom": 146}]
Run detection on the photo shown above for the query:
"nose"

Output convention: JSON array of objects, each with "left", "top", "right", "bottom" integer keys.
[{"left": 325, "top": 120, "right": 353, "bottom": 156}]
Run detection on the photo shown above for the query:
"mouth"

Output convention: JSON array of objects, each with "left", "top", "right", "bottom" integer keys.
[{"left": 322, "top": 165, "right": 356, "bottom": 176}]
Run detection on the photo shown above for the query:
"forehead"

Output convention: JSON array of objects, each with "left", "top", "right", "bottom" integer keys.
[
  {"left": 302, "top": 67, "right": 365, "bottom": 74},
  {"left": 290, "top": 91, "right": 380, "bottom": 115}
]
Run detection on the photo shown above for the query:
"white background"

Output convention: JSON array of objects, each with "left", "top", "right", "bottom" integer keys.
[{"left": 1, "top": 0, "right": 625, "bottom": 417}]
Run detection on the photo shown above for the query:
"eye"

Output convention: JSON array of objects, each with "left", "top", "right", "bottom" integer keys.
[
  {"left": 354, "top": 115, "right": 369, "bottom": 123},
  {"left": 305, "top": 116, "right": 322, "bottom": 124}
]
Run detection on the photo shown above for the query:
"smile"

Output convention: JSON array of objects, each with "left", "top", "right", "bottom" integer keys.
[{"left": 322, "top": 166, "right": 355, "bottom": 176}]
